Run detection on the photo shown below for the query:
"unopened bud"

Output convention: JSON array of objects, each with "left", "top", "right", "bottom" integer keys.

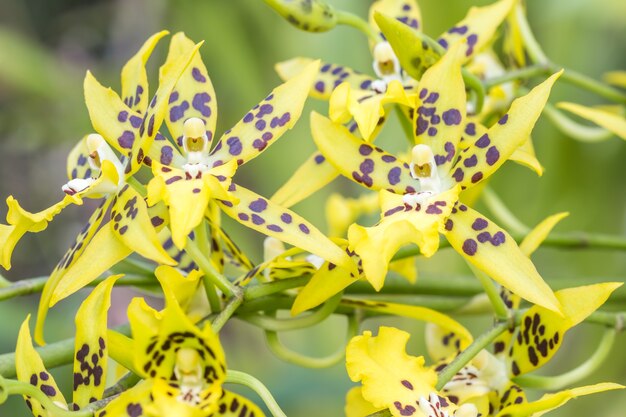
[{"left": 263, "top": 0, "right": 337, "bottom": 33}]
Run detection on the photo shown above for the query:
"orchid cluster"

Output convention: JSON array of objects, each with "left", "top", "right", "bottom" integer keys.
[{"left": 0, "top": 1, "right": 624, "bottom": 417}]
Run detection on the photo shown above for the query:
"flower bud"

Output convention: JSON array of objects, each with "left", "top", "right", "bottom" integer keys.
[{"left": 263, "top": 0, "right": 337, "bottom": 32}]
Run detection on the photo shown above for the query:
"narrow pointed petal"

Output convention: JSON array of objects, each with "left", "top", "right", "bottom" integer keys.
[
  {"left": 346, "top": 326, "right": 438, "bottom": 416},
  {"left": 121, "top": 30, "right": 169, "bottom": 114},
  {"left": 209, "top": 60, "right": 319, "bottom": 166},
  {"left": 49, "top": 225, "right": 132, "bottom": 306},
  {"left": 162, "top": 32, "right": 218, "bottom": 150},
  {"left": 558, "top": 101, "right": 626, "bottom": 140},
  {"left": 111, "top": 184, "right": 175, "bottom": 264},
  {"left": 369, "top": 0, "right": 422, "bottom": 38},
  {"left": 276, "top": 57, "right": 375, "bottom": 101},
  {"left": 16, "top": 316, "right": 67, "bottom": 415},
  {"left": 35, "top": 199, "right": 113, "bottom": 345},
  {"left": 443, "top": 204, "right": 560, "bottom": 313},
  {"left": 207, "top": 213, "right": 255, "bottom": 271},
  {"left": 506, "top": 282, "right": 621, "bottom": 377},
  {"left": 1, "top": 194, "right": 82, "bottom": 269},
  {"left": 509, "top": 135, "right": 543, "bottom": 176},
  {"left": 412, "top": 42, "right": 466, "bottom": 175},
  {"left": 374, "top": 12, "right": 440, "bottom": 80},
  {"left": 496, "top": 383, "right": 624, "bottom": 417},
  {"left": 425, "top": 323, "right": 473, "bottom": 363},
  {"left": 72, "top": 275, "right": 121, "bottom": 408},
  {"left": 604, "top": 70, "right": 626, "bottom": 88},
  {"left": 154, "top": 265, "right": 202, "bottom": 310},
  {"left": 452, "top": 71, "right": 561, "bottom": 190},
  {"left": 349, "top": 187, "right": 459, "bottom": 290},
  {"left": 270, "top": 151, "right": 340, "bottom": 208},
  {"left": 520, "top": 212, "right": 569, "bottom": 256},
  {"left": 311, "top": 112, "right": 416, "bottom": 194},
  {"left": 219, "top": 184, "right": 354, "bottom": 272},
  {"left": 437, "top": 0, "right": 516, "bottom": 62}
]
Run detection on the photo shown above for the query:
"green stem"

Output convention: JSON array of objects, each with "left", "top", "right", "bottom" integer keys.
[
  {"left": 102, "top": 372, "right": 141, "bottom": 398},
  {"left": 265, "top": 313, "right": 358, "bottom": 368},
  {"left": 0, "top": 377, "right": 92, "bottom": 417},
  {"left": 212, "top": 295, "right": 243, "bottom": 332},
  {"left": 436, "top": 321, "right": 509, "bottom": 390},
  {"left": 514, "top": 329, "right": 616, "bottom": 389},
  {"left": 462, "top": 69, "right": 486, "bottom": 115},
  {"left": 0, "top": 274, "right": 155, "bottom": 302},
  {"left": 468, "top": 264, "right": 509, "bottom": 320},
  {"left": 241, "top": 293, "right": 341, "bottom": 331},
  {"left": 126, "top": 176, "right": 147, "bottom": 195},
  {"left": 243, "top": 276, "right": 310, "bottom": 301},
  {"left": 514, "top": 3, "right": 548, "bottom": 64},
  {"left": 185, "top": 238, "right": 238, "bottom": 298},
  {"left": 543, "top": 102, "right": 614, "bottom": 142},
  {"left": 335, "top": 10, "right": 378, "bottom": 42},
  {"left": 481, "top": 187, "right": 530, "bottom": 235},
  {"left": 0, "top": 274, "right": 10, "bottom": 288},
  {"left": 556, "top": 64, "right": 626, "bottom": 105},
  {"left": 483, "top": 65, "right": 548, "bottom": 89},
  {"left": 0, "top": 324, "right": 130, "bottom": 379},
  {"left": 226, "top": 370, "right": 288, "bottom": 417}
]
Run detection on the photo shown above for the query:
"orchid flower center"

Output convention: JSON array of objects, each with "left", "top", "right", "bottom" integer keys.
[
  {"left": 173, "top": 347, "right": 204, "bottom": 404},
  {"left": 62, "top": 133, "right": 124, "bottom": 196},
  {"left": 182, "top": 118, "right": 210, "bottom": 175},
  {"left": 404, "top": 144, "right": 443, "bottom": 206},
  {"left": 418, "top": 393, "right": 478, "bottom": 417},
  {"left": 371, "top": 42, "right": 403, "bottom": 93}
]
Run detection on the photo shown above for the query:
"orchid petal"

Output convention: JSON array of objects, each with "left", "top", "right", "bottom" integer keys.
[
  {"left": 349, "top": 187, "right": 459, "bottom": 290},
  {"left": 209, "top": 60, "right": 319, "bottom": 167},
  {"left": 425, "top": 323, "right": 474, "bottom": 363},
  {"left": 219, "top": 184, "right": 353, "bottom": 272},
  {"left": 16, "top": 316, "right": 67, "bottom": 415},
  {"left": 506, "top": 283, "right": 621, "bottom": 377},
  {"left": 369, "top": 0, "right": 421, "bottom": 40},
  {"left": 213, "top": 390, "right": 267, "bottom": 417},
  {"left": 311, "top": 112, "right": 416, "bottom": 194},
  {"left": 72, "top": 275, "right": 121, "bottom": 408},
  {"left": 97, "top": 380, "right": 153, "bottom": 417},
  {"left": 66, "top": 136, "right": 94, "bottom": 180},
  {"left": 558, "top": 101, "right": 626, "bottom": 140},
  {"left": 346, "top": 386, "right": 384, "bottom": 417},
  {"left": 452, "top": 71, "right": 561, "bottom": 190},
  {"left": 346, "top": 326, "right": 439, "bottom": 417},
  {"left": 162, "top": 32, "right": 218, "bottom": 151},
  {"left": 121, "top": 31, "right": 169, "bottom": 114},
  {"left": 276, "top": 57, "right": 374, "bottom": 101},
  {"left": 496, "top": 383, "right": 624, "bottom": 417}
]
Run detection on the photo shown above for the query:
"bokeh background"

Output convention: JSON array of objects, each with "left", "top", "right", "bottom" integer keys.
[{"left": 0, "top": 0, "right": 625, "bottom": 416}]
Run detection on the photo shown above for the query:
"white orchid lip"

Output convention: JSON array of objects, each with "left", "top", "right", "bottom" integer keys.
[
  {"left": 174, "top": 347, "right": 205, "bottom": 404},
  {"left": 371, "top": 41, "right": 404, "bottom": 93},
  {"left": 183, "top": 117, "right": 210, "bottom": 169}
]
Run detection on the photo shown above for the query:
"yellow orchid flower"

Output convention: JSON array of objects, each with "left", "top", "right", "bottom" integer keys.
[
  {"left": 557, "top": 101, "right": 626, "bottom": 141},
  {"left": 311, "top": 38, "right": 563, "bottom": 313},
  {"left": 271, "top": 0, "right": 529, "bottom": 210},
  {"left": 145, "top": 32, "right": 354, "bottom": 275},
  {"left": 31, "top": 32, "right": 202, "bottom": 345},
  {"left": 101, "top": 272, "right": 266, "bottom": 416},
  {"left": 15, "top": 276, "right": 120, "bottom": 415}
]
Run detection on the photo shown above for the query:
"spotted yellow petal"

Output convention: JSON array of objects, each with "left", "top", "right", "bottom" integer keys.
[
  {"left": 276, "top": 57, "right": 375, "bottom": 101},
  {"left": 349, "top": 187, "right": 459, "bottom": 290},
  {"left": 121, "top": 31, "right": 169, "bottom": 114},
  {"left": 209, "top": 60, "right": 319, "bottom": 167},
  {"left": 35, "top": 199, "right": 113, "bottom": 345},
  {"left": 520, "top": 212, "right": 569, "bottom": 256},
  {"left": 496, "top": 383, "right": 624, "bottom": 417},
  {"left": 212, "top": 390, "right": 267, "bottom": 417},
  {"left": 16, "top": 316, "right": 67, "bottom": 415},
  {"left": 154, "top": 265, "right": 202, "bottom": 311},
  {"left": 162, "top": 32, "right": 218, "bottom": 151},
  {"left": 503, "top": 1, "right": 526, "bottom": 67},
  {"left": 312, "top": 112, "right": 416, "bottom": 194},
  {"left": 369, "top": 0, "right": 421, "bottom": 40},
  {"left": 66, "top": 136, "right": 94, "bottom": 180},
  {"left": 557, "top": 101, "right": 626, "bottom": 140},
  {"left": 444, "top": 204, "right": 560, "bottom": 313},
  {"left": 346, "top": 326, "right": 438, "bottom": 417},
  {"left": 509, "top": 135, "right": 543, "bottom": 176},
  {"left": 73, "top": 275, "right": 121, "bottom": 408},
  {"left": 437, "top": 0, "right": 515, "bottom": 62},
  {"left": 97, "top": 379, "right": 153, "bottom": 417},
  {"left": 425, "top": 323, "right": 475, "bottom": 364},
  {"left": 452, "top": 71, "right": 561, "bottom": 190},
  {"left": 412, "top": 41, "right": 466, "bottom": 175},
  {"left": 506, "top": 282, "right": 621, "bottom": 377}
]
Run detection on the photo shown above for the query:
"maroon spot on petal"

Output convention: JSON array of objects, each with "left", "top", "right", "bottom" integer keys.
[
  {"left": 249, "top": 198, "right": 268, "bottom": 213},
  {"left": 314, "top": 154, "right": 325, "bottom": 164},
  {"left": 267, "top": 224, "right": 283, "bottom": 232},
  {"left": 444, "top": 219, "right": 454, "bottom": 231},
  {"left": 419, "top": 88, "right": 428, "bottom": 99},
  {"left": 452, "top": 167, "right": 464, "bottom": 182},
  {"left": 130, "top": 115, "right": 143, "bottom": 128},
  {"left": 462, "top": 239, "right": 477, "bottom": 255},
  {"left": 428, "top": 127, "right": 438, "bottom": 137},
  {"left": 314, "top": 81, "right": 325, "bottom": 93},
  {"left": 118, "top": 131, "right": 135, "bottom": 149},
  {"left": 498, "top": 113, "right": 509, "bottom": 125},
  {"left": 118, "top": 225, "right": 128, "bottom": 235},
  {"left": 238, "top": 213, "right": 249, "bottom": 221},
  {"left": 359, "top": 144, "right": 373, "bottom": 156},
  {"left": 169, "top": 91, "right": 179, "bottom": 104},
  {"left": 472, "top": 218, "right": 488, "bottom": 230},
  {"left": 192, "top": 67, "right": 207, "bottom": 83},
  {"left": 486, "top": 146, "right": 500, "bottom": 166},
  {"left": 471, "top": 171, "right": 483, "bottom": 183},
  {"left": 360, "top": 159, "right": 374, "bottom": 174},
  {"left": 442, "top": 109, "right": 462, "bottom": 126},
  {"left": 449, "top": 25, "right": 468, "bottom": 35},
  {"left": 415, "top": 116, "right": 429, "bottom": 135},
  {"left": 387, "top": 167, "right": 401, "bottom": 185},
  {"left": 147, "top": 114, "right": 155, "bottom": 136},
  {"left": 243, "top": 112, "right": 254, "bottom": 123},
  {"left": 298, "top": 223, "right": 310, "bottom": 234},
  {"left": 170, "top": 101, "right": 189, "bottom": 122},
  {"left": 40, "top": 384, "right": 57, "bottom": 397},
  {"left": 492, "top": 231, "right": 506, "bottom": 246},
  {"left": 477, "top": 231, "right": 491, "bottom": 243},
  {"left": 192, "top": 188, "right": 201, "bottom": 194},
  {"left": 384, "top": 206, "right": 403, "bottom": 217},
  {"left": 165, "top": 175, "right": 183, "bottom": 185},
  {"left": 255, "top": 119, "right": 266, "bottom": 131},
  {"left": 160, "top": 146, "right": 173, "bottom": 165},
  {"left": 251, "top": 214, "right": 265, "bottom": 225},
  {"left": 475, "top": 133, "right": 491, "bottom": 148},
  {"left": 226, "top": 137, "right": 242, "bottom": 155},
  {"left": 381, "top": 154, "right": 396, "bottom": 162},
  {"left": 401, "top": 380, "right": 414, "bottom": 390},
  {"left": 192, "top": 92, "right": 212, "bottom": 117},
  {"left": 424, "top": 92, "right": 439, "bottom": 104},
  {"left": 463, "top": 154, "right": 477, "bottom": 167},
  {"left": 151, "top": 217, "right": 164, "bottom": 227},
  {"left": 426, "top": 204, "right": 442, "bottom": 214},
  {"left": 118, "top": 111, "right": 128, "bottom": 122},
  {"left": 262, "top": 132, "right": 273, "bottom": 141},
  {"left": 258, "top": 103, "right": 274, "bottom": 117},
  {"left": 465, "top": 122, "right": 476, "bottom": 136},
  {"left": 281, "top": 213, "right": 292, "bottom": 224}
]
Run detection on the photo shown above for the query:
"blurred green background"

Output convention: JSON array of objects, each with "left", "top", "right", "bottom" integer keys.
[{"left": 0, "top": 0, "right": 625, "bottom": 416}]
